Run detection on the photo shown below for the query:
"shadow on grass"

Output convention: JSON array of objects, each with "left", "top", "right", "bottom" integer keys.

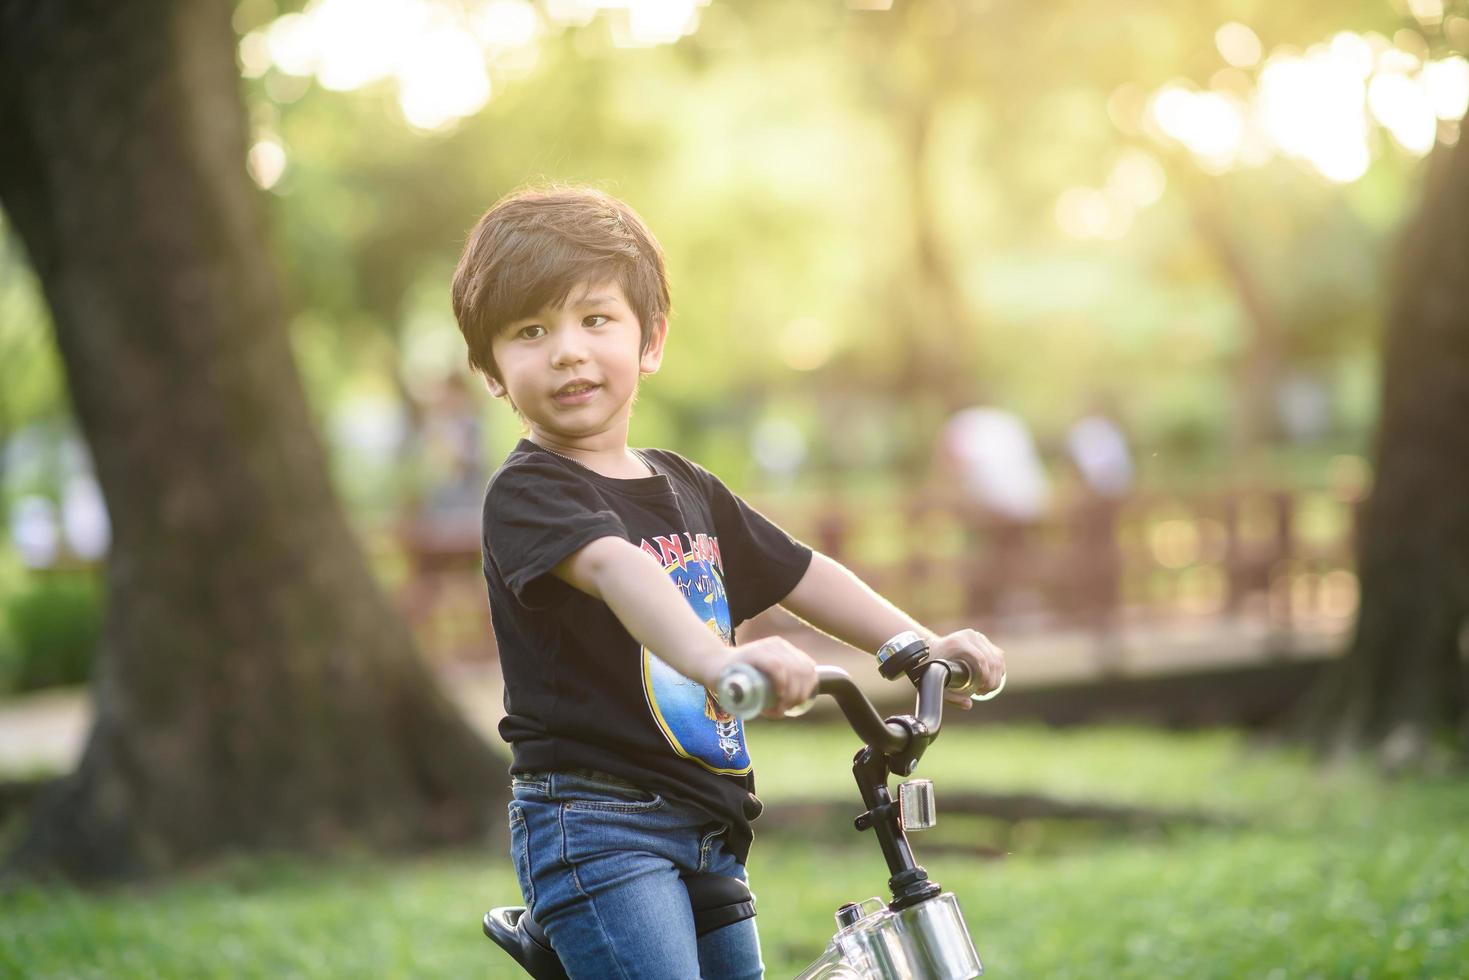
[{"left": 759, "top": 791, "right": 1239, "bottom": 859}]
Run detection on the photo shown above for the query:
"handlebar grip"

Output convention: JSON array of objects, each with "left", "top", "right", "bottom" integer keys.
[
  {"left": 937, "top": 657, "right": 1007, "bottom": 701},
  {"left": 714, "top": 663, "right": 769, "bottom": 721},
  {"left": 943, "top": 658, "right": 973, "bottom": 690}
]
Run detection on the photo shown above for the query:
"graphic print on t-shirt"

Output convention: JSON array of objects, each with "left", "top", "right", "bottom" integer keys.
[{"left": 638, "top": 532, "right": 752, "bottom": 775}]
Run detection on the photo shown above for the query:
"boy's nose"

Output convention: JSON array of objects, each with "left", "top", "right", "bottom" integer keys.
[{"left": 549, "top": 331, "right": 588, "bottom": 367}]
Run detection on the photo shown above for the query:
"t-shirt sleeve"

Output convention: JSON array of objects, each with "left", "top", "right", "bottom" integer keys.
[
  {"left": 693, "top": 463, "right": 813, "bottom": 626},
  {"left": 483, "top": 459, "right": 628, "bottom": 609}
]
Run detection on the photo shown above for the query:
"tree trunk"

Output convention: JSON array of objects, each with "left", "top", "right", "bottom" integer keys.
[
  {"left": 0, "top": 0, "right": 505, "bottom": 880},
  {"left": 902, "top": 97, "right": 977, "bottom": 403},
  {"left": 1184, "top": 175, "right": 1283, "bottom": 452},
  {"left": 1308, "top": 119, "right": 1469, "bottom": 765}
]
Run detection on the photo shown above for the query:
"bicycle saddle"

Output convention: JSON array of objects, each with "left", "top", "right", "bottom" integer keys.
[
  {"left": 483, "top": 873, "right": 755, "bottom": 977},
  {"left": 483, "top": 905, "right": 567, "bottom": 980},
  {"left": 683, "top": 872, "right": 757, "bottom": 937}
]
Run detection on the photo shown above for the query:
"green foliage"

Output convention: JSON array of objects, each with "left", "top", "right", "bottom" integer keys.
[
  {"left": 227, "top": 0, "right": 1421, "bottom": 500},
  {"left": 4, "top": 2, "right": 1433, "bottom": 513},
  {"left": 0, "top": 233, "right": 62, "bottom": 433},
  {"left": 0, "top": 232, "right": 67, "bottom": 509},
  {"left": 3, "top": 725, "right": 1464, "bottom": 977},
  {"left": 0, "top": 571, "right": 103, "bottom": 694}
]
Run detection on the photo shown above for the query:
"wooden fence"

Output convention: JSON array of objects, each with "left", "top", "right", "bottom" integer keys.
[{"left": 395, "top": 484, "right": 1363, "bottom": 666}]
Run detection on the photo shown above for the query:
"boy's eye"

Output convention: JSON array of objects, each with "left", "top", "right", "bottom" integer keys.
[
  {"left": 516, "top": 324, "right": 546, "bottom": 340},
  {"left": 583, "top": 314, "right": 609, "bottom": 328}
]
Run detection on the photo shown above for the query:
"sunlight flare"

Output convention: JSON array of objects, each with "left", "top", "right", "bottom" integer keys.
[{"left": 252, "top": 0, "right": 704, "bottom": 129}]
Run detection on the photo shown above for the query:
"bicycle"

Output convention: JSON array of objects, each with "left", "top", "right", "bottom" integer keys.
[{"left": 484, "top": 634, "right": 997, "bottom": 979}]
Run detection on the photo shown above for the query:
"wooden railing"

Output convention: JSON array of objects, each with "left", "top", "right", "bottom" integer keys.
[
  {"left": 797, "top": 487, "right": 1360, "bottom": 631},
  {"left": 395, "top": 486, "right": 1363, "bottom": 665}
]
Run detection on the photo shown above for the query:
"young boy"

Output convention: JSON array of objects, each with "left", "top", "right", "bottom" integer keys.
[{"left": 453, "top": 185, "right": 1005, "bottom": 979}]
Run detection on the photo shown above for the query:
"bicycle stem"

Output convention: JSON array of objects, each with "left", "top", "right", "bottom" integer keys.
[{"left": 814, "top": 660, "right": 958, "bottom": 911}]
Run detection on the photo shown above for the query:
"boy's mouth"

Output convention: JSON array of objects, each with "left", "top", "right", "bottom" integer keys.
[{"left": 553, "top": 380, "right": 600, "bottom": 403}]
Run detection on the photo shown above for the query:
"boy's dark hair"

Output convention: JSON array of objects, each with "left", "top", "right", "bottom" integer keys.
[{"left": 451, "top": 185, "right": 671, "bottom": 382}]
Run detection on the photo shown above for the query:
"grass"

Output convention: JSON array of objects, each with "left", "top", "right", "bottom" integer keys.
[
  {"left": 3, "top": 725, "right": 1466, "bottom": 978},
  {"left": 747, "top": 722, "right": 1350, "bottom": 818},
  {"left": 749, "top": 784, "right": 1469, "bottom": 978},
  {"left": 0, "top": 853, "right": 518, "bottom": 979}
]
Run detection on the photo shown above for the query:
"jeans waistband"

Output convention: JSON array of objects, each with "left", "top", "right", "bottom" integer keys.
[{"left": 512, "top": 767, "right": 649, "bottom": 796}]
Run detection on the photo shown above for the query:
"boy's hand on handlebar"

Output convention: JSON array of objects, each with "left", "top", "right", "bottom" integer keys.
[
  {"left": 724, "top": 637, "right": 819, "bottom": 716},
  {"left": 930, "top": 629, "right": 1006, "bottom": 709}
]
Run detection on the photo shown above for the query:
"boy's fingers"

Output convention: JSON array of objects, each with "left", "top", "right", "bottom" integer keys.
[
  {"left": 774, "top": 640, "right": 810, "bottom": 704},
  {"left": 760, "top": 658, "right": 786, "bottom": 705},
  {"left": 960, "top": 631, "right": 1005, "bottom": 692},
  {"left": 770, "top": 651, "right": 797, "bottom": 708},
  {"left": 739, "top": 637, "right": 818, "bottom": 712},
  {"left": 977, "top": 656, "right": 1002, "bottom": 692}
]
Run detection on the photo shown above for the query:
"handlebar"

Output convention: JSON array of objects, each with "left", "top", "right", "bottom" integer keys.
[
  {"left": 816, "top": 666, "right": 910, "bottom": 754},
  {"left": 717, "top": 647, "right": 1003, "bottom": 906},
  {"left": 715, "top": 657, "right": 978, "bottom": 760}
]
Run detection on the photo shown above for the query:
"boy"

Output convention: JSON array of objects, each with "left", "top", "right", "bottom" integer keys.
[{"left": 453, "top": 185, "right": 1005, "bottom": 979}]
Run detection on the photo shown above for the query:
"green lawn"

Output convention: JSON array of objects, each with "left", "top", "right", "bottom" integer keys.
[{"left": 3, "top": 725, "right": 1466, "bottom": 978}]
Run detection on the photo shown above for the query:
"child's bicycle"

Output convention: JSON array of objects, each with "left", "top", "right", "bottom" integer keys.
[{"left": 484, "top": 634, "right": 997, "bottom": 979}]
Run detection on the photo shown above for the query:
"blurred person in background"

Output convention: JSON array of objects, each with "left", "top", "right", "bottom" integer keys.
[
  {"left": 938, "top": 397, "right": 1052, "bottom": 524},
  {"left": 1064, "top": 394, "right": 1133, "bottom": 502},
  {"left": 934, "top": 388, "right": 1054, "bottom": 623},
  {"left": 1062, "top": 395, "right": 1132, "bottom": 669},
  {"left": 414, "top": 371, "right": 488, "bottom": 516}
]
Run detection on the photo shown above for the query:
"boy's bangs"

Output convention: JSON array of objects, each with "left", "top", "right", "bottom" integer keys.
[{"left": 486, "top": 237, "right": 626, "bottom": 335}]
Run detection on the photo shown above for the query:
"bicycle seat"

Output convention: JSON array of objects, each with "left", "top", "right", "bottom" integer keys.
[
  {"left": 682, "top": 872, "right": 756, "bottom": 937},
  {"left": 483, "top": 906, "right": 568, "bottom": 980},
  {"left": 482, "top": 874, "right": 754, "bottom": 976}
]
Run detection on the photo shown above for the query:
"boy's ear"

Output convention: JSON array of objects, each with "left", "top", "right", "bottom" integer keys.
[
  {"left": 639, "top": 316, "right": 669, "bottom": 375},
  {"left": 483, "top": 374, "right": 507, "bottom": 398}
]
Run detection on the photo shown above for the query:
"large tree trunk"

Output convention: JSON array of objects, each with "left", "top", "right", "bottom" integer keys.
[
  {"left": 0, "top": 0, "right": 505, "bottom": 880},
  {"left": 1308, "top": 118, "right": 1469, "bottom": 764}
]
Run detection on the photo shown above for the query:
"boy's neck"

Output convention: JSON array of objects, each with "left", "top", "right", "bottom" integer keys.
[{"left": 529, "top": 434, "right": 650, "bottom": 479}]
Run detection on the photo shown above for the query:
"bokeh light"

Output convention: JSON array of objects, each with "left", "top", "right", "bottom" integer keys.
[
  {"left": 1143, "top": 26, "right": 1464, "bottom": 185},
  {"left": 1215, "top": 22, "right": 1262, "bottom": 70},
  {"left": 243, "top": 0, "right": 706, "bottom": 131},
  {"left": 246, "top": 137, "right": 287, "bottom": 190},
  {"left": 1055, "top": 187, "right": 1133, "bottom": 240},
  {"left": 778, "top": 317, "right": 838, "bottom": 372},
  {"left": 1106, "top": 149, "right": 1167, "bottom": 208},
  {"left": 1256, "top": 49, "right": 1370, "bottom": 182},
  {"left": 396, "top": 26, "right": 493, "bottom": 131},
  {"left": 1424, "top": 56, "right": 1469, "bottom": 120},
  {"left": 1406, "top": 0, "right": 1445, "bottom": 27}
]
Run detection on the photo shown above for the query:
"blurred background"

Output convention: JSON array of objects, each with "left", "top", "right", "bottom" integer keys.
[{"left": 2, "top": 0, "right": 1467, "bottom": 976}]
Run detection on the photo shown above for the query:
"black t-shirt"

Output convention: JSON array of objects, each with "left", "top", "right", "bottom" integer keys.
[{"left": 481, "top": 439, "right": 813, "bottom": 862}]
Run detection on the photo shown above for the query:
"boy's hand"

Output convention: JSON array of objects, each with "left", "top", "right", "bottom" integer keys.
[
  {"left": 929, "top": 629, "right": 1006, "bottom": 709},
  {"left": 723, "top": 637, "right": 819, "bottom": 717}
]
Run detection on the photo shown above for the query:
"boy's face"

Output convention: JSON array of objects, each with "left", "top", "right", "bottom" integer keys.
[{"left": 485, "top": 279, "right": 666, "bottom": 452}]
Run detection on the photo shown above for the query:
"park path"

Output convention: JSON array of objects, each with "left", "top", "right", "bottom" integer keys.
[{"left": 0, "top": 614, "right": 1344, "bottom": 778}]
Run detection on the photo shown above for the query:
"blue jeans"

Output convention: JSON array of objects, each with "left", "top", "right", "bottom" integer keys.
[{"left": 509, "top": 769, "right": 764, "bottom": 980}]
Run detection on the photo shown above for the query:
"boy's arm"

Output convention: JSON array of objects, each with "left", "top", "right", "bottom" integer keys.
[
  {"left": 553, "top": 536, "right": 817, "bottom": 712},
  {"left": 779, "top": 551, "right": 1006, "bottom": 704}
]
